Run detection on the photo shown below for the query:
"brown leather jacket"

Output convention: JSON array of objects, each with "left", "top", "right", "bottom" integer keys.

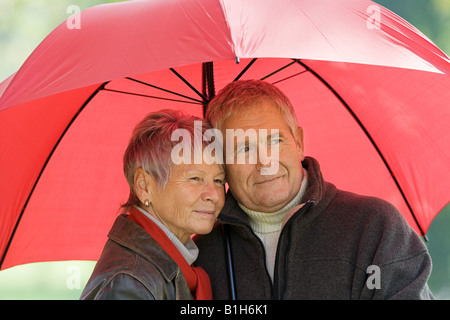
[{"left": 80, "top": 214, "right": 192, "bottom": 300}]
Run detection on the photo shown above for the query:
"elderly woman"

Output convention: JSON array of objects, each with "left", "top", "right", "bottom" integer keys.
[{"left": 81, "top": 110, "right": 225, "bottom": 300}]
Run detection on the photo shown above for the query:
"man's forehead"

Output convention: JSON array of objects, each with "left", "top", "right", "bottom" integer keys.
[{"left": 222, "top": 104, "right": 287, "bottom": 128}]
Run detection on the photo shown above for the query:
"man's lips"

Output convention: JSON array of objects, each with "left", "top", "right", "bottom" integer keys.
[{"left": 254, "top": 175, "right": 283, "bottom": 185}]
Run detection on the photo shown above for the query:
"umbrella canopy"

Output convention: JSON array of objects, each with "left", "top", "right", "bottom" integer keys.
[{"left": 1, "top": 0, "right": 450, "bottom": 270}]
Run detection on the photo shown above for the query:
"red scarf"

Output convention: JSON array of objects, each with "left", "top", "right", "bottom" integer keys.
[{"left": 127, "top": 207, "right": 212, "bottom": 300}]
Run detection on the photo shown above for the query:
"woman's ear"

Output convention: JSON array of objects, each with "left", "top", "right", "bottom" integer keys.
[{"left": 134, "top": 168, "right": 151, "bottom": 206}]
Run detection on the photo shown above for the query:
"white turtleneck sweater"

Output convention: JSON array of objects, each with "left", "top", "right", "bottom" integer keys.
[{"left": 238, "top": 169, "right": 308, "bottom": 282}]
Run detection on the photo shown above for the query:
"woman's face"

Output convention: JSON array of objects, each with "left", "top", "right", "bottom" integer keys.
[{"left": 146, "top": 161, "right": 225, "bottom": 243}]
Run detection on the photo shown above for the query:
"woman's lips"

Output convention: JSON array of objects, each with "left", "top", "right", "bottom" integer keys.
[{"left": 194, "top": 210, "right": 216, "bottom": 217}]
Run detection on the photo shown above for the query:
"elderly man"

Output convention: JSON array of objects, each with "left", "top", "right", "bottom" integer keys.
[{"left": 194, "top": 80, "right": 434, "bottom": 300}]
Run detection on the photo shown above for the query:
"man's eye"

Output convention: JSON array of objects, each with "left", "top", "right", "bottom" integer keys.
[
  {"left": 271, "top": 138, "right": 281, "bottom": 144},
  {"left": 214, "top": 178, "right": 225, "bottom": 185},
  {"left": 190, "top": 177, "right": 200, "bottom": 181},
  {"left": 237, "top": 145, "right": 254, "bottom": 153}
]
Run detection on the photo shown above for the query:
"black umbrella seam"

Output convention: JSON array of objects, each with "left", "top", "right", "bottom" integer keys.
[
  {"left": 102, "top": 87, "right": 202, "bottom": 105},
  {"left": 294, "top": 59, "right": 426, "bottom": 239},
  {"left": 170, "top": 67, "right": 208, "bottom": 102},
  {"left": 125, "top": 77, "right": 204, "bottom": 104},
  {"left": 0, "top": 81, "right": 110, "bottom": 270}
]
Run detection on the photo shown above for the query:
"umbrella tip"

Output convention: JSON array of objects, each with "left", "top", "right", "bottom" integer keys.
[{"left": 235, "top": 57, "right": 240, "bottom": 64}]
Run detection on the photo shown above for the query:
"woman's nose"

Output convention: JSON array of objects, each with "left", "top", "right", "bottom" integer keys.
[{"left": 201, "top": 181, "right": 220, "bottom": 203}]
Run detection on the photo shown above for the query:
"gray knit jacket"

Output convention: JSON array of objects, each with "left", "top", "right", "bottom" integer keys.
[{"left": 194, "top": 157, "right": 434, "bottom": 299}]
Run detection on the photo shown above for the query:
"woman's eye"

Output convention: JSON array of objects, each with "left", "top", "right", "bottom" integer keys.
[
  {"left": 190, "top": 177, "right": 200, "bottom": 181},
  {"left": 214, "top": 178, "right": 225, "bottom": 185}
]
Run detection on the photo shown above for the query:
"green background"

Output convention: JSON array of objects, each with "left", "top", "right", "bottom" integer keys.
[{"left": 0, "top": 0, "right": 449, "bottom": 299}]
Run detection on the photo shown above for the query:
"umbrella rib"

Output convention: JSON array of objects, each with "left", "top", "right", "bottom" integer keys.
[
  {"left": 294, "top": 59, "right": 427, "bottom": 239},
  {"left": 125, "top": 77, "right": 203, "bottom": 104},
  {"left": 102, "top": 88, "right": 202, "bottom": 105},
  {"left": 233, "top": 58, "right": 258, "bottom": 82},
  {"left": 260, "top": 59, "right": 300, "bottom": 81},
  {"left": 271, "top": 70, "right": 309, "bottom": 85},
  {"left": 169, "top": 68, "right": 208, "bottom": 102},
  {"left": 0, "top": 82, "right": 110, "bottom": 270}
]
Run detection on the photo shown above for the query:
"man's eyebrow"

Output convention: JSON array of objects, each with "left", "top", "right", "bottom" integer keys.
[
  {"left": 236, "top": 136, "right": 257, "bottom": 145},
  {"left": 235, "top": 140, "right": 247, "bottom": 148},
  {"left": 265, "top": 130, "right": 281, "bottom": 141}
]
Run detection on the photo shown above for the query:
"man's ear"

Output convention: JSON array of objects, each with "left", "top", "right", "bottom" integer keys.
[{"left": 295, "top": 126, "right": 305, "bottom": 161}]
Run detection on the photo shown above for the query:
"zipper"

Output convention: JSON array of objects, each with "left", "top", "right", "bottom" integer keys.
[
  {"left": 272, "top": 198, "right": 315, "bottom": 300},
  {"left": 220, "top": 197, "right": 315, "bottom": 300},
  {"left": 220, "top": 218, "right": 274, "bottom": 298}
]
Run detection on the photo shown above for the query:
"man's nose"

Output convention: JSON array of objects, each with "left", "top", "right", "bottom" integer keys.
[
  {"left": 256, "top": 143, "right": 279, "bottom": 175},
  {"left": 256, "top": 142, "right": 273, "bottom": 167}
]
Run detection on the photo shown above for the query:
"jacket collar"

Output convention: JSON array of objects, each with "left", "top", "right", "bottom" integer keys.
[{"left": 107, "top": 214, "right": 179, "bottom": 281}]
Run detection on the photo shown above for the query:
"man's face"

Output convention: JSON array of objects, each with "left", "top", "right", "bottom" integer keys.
[{"left": 222, "top": 100, "right": 305, "bottom": 213}]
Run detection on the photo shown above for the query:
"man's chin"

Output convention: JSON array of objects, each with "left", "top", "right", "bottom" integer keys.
[{"left": 251, "top": 194, "right": 292, "bottom": 213}]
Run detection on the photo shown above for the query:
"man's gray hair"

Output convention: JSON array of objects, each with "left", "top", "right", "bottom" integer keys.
[{"left": 206, "top": 80, "right": 299, "bottom": 136}]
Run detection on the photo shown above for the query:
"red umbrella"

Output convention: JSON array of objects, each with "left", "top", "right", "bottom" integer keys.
[{"left": 1, "top": 0, "right": 449, "bottom": 270}]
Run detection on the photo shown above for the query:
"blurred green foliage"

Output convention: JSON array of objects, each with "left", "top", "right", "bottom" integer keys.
[
  {"left": 426, "top": 204, "right": 450, "bottom": 299},
  {"left": 377, "top": 0, "right": 450, "bottom": 55},
  {"left": 0, "top": 261, "right": 95, "bottom": 299},
  {"left": 0, "top": 0, "right": 123, "bottom": 80},
  {"left": 0, "top": 0, "right": 449, "bottom": 299}
]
